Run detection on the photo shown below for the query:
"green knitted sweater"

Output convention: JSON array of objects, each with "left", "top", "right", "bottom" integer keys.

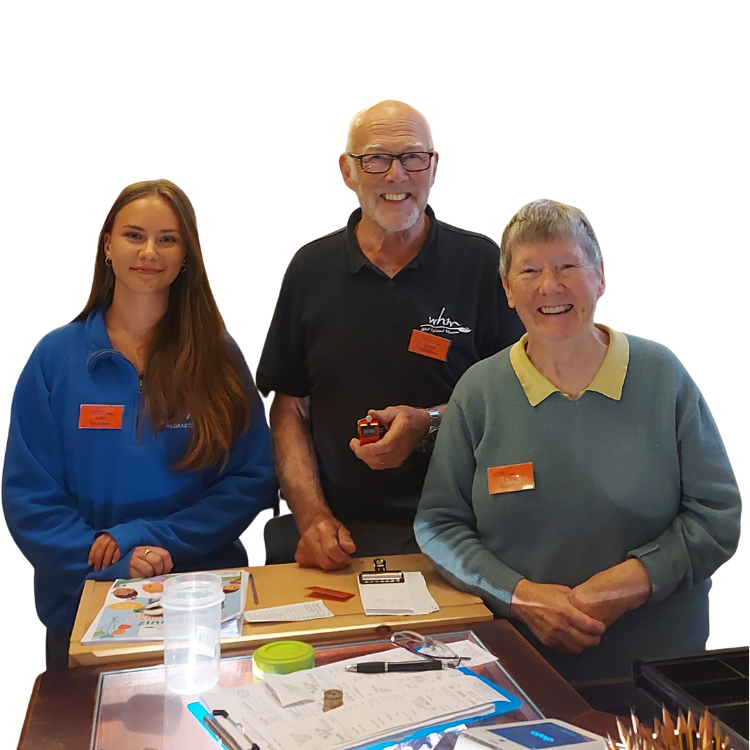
[{"left": 415, "top": 334, "right": 741, "bottom": 681}]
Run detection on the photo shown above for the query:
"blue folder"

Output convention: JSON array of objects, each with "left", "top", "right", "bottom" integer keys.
[{"left": 188, "top": 666, "right": 523, "bottom": 750}]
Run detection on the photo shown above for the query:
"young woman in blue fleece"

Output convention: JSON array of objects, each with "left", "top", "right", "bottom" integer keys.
[{"left": 2, "top": 180, "right": 275, "bottom": 668}]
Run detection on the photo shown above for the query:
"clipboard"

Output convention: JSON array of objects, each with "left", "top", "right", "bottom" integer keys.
[
  {"left": 187, "top": 667, "right": 522, "bottom": 750},
  {"left": 188, "top": 701, "right": 260, "bottom": 750}
]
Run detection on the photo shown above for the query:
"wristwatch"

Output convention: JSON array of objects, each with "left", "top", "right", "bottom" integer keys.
[
  {"left": 425, "top": 407, "right": 442, "bottom": 435},
  {"left": 421, "top": 407, "right": 442, "bottom": 453}
]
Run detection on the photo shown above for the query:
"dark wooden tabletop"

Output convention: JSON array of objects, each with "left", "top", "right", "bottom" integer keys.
[{"left": 17, "top": 619, "right": 619, "bottom": 750}]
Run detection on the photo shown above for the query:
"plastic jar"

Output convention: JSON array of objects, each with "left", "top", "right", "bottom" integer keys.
[{"left": 162, "top": 573, "right": 225, "bottom": 695}]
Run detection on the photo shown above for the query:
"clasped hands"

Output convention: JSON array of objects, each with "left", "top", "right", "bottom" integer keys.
[
  {"left": 349, "top": 405, "right": 430, "bottom": 470},
  {"left": 88, "top": 533, "right": 174, "bottom": 579},
  {"left": 510, "top": 559, "right": 652, "bottom": 653}
]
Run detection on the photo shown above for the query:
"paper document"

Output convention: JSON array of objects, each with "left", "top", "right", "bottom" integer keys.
[
  {"left": 357, "top": 571, "right": 439, "bottom": 616},
  {"left": 244, "top": 599, "right": 334, "bottom": 623},
  {"left": 420, "top": 638, "right": 498, "bottom": 668},
  {"left": 200, "top": 651, "right": 508, "bottom": 750},
  {"left": 265, "top": 645, "right": 509, "bottom": 708},
  {"left": 82, "top": 570, "right": 248, "bottom": 644}
]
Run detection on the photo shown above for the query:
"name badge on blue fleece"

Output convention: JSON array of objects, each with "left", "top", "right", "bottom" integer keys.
[{"left": 79, "top": 404, "right": 123, "bottom": 429}]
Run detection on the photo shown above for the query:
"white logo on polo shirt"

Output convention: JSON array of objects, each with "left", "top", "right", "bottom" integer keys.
[{"left": 420, "top": 307, "right": 472, "bottom": 335}]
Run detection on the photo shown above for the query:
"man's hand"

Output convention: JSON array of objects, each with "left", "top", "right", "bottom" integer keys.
[
  {"left": 569, "top": 559, "right": 652, "bottom": 627},
  {"left": 295, "top": 515, "right": 357, "bottom": 570},
  {"left": 88, "top": 533, "right": 121, "bottom": 571},
  {"left": 349, "top": 406, "right": 431, "bottom": 470},
  {"left": 511, "top": 579, "right": 607, "bottom": 653},
  {"left": 128, "top": 546, "right": 174, "bottom": 579}
]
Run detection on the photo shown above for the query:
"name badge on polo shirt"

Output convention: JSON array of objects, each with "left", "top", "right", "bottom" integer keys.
[
  {"left": 79, "top": 404, "right": 124, "bottom": 429},
  {"left": 408, "top": 329, "right": 451, "bottom": 361},
  {"left": 488, "top": 462, "right": 535, "bottom": 494}
]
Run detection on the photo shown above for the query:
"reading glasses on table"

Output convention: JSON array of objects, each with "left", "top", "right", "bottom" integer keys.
[{"left": 391, "top": 630, "right": 465, "bottom": 667}]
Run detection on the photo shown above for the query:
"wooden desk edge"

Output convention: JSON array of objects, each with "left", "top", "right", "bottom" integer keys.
[
  {"left": 68, "top": 603, "right": 493, "bottom": 667},
  {"left": 68, "top": 556, "right": 492, "bottom": 667},
  {"left": 16, "top": 672, "right": 42, "bottom": 750}
]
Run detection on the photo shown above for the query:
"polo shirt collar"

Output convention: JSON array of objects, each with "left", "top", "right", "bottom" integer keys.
[
  {"left": 509, "top": 325, "right": 630, "bottom": 406},
  {"left": 345, "top": 204, "right": 438, "bottom": 274}
]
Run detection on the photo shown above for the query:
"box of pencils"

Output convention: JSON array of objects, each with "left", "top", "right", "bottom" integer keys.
[{"left": 633, "top": 647, "right": 748, "bottom": 750}]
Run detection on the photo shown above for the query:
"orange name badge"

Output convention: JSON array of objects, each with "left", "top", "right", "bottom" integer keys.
[
  {"left": 79, "top": 404, "right": 124, "bottom": 430},
  {"left": 488, "top": 462, "right": 535, "bottom": 495},
  {"left": 408, "top": 329, "right": 451, "bottom": 362}
]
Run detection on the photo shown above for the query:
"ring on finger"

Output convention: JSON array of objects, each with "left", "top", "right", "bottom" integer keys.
[{"left": 142, "top": 548, "right": 151, "bottom": 560}]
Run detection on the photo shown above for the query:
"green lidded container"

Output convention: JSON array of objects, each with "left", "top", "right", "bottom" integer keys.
[{"left": 252, "top": 640, "right": 315, "bottom": 681}]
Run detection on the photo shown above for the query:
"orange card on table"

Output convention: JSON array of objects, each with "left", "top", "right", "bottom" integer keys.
[
  {"left": 408, "top": 329, "right": 451, "bottom": 361},
  {"left": 306, "top": 586, "right": 355, "bottom": 602},
  {"left": 78, "top": 404, "right": 124, "bottom": 429},
  {"left": 488, "top": 462, "right": 535, "bottom": 494}
]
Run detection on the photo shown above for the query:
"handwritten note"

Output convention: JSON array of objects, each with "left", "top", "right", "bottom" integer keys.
[{"left": 244, "top": 599, "right": 334, "bottom": 623}]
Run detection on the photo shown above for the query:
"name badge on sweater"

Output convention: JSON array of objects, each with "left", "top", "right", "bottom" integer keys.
[
  {"left": 488, "top": 462, "right": 535, "bottom": 494},
  {"left": 79, "top": 404, "right": 124, "bottom": 429},
  {"left": 408, "top": 329, "right": 451, "bottom": 361}
]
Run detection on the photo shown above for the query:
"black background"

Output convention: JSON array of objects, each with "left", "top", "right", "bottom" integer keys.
[{"left": 0, "top": 100, "right": 748, "bottom": 726}]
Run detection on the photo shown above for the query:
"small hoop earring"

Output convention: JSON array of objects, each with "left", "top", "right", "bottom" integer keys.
[
  {"left": 180, "top": 262, "right": 187, "bottom": 273},
  {"left": 105, "top": 256, "right": 112, "bottom": 267}
]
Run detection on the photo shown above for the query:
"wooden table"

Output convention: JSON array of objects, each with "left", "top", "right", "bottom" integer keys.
[
  {"left": 69, "top": 554, "right": 492, "bottom": 667},
  {"left": 19, "top": 620, "right": 620, "bottom": 750}
]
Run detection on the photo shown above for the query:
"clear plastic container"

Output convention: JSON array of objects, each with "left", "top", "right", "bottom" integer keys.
[{"left": 162, "top": 573, "right": 224, "bottom": 695}]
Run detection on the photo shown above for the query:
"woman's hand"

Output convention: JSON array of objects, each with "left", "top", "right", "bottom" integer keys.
[
  {"left": 129, "top": 546, "right": 174, "bottom": 579},
  {"left": 88, "top": 533, "right": 121, "bottom": 571},
  {"left": 569, "top": 559, "right": 652, "bottom": 627},
  {"left": 511, "top": 579, "right": 607, "bottom": 653}
]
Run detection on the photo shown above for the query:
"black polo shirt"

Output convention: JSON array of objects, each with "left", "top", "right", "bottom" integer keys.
[{"left": 257, "top": 205, "right": 524, "bottom": 524}]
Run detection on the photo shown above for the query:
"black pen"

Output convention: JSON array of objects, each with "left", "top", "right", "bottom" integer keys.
[{"left": 344, "top": 660, "right": 444, "bottom": 673}]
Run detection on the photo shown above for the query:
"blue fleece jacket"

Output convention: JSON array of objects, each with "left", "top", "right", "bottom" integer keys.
[{"left": 2, "top": 309, "right": 275, "bottom": 631}]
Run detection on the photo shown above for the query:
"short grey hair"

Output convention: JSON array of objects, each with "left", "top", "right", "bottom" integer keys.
[
  {"left": 499, "top": 199, "right": 602, "bottom": 280},
  {"left": 344, "top": 99, "right": 437, "bottom": 154}
]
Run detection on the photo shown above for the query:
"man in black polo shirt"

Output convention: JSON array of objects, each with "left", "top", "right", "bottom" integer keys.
[{"left": 257, "top": 100, "right": 523, "bottom": 569}]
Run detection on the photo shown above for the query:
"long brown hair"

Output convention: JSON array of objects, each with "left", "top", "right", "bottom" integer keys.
[{"left": 76, "top": 179, "right": 249, "bottom": 471}]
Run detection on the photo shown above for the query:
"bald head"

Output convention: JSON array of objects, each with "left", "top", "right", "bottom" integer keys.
[{"left": 346, "top": 100, "right": 434, "bottom": 153}]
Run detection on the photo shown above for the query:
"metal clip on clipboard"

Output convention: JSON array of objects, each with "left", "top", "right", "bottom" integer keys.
[
  {"left": 203, "top": 708, "right": 260, "bottom": 750},
  {"left": 358, "top": 557, "right": 405, "bottom": 585}
]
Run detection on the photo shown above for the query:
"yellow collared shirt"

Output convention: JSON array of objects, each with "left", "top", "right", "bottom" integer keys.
[{"left": 509, "top": 325, "right": 630, "bottom": 406}]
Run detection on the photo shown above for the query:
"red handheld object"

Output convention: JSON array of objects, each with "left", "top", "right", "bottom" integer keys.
[{"left": 357, "top": 415, "right": 381, "bottom": 445}]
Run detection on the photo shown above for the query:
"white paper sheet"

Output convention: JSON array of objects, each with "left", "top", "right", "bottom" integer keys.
[
  {"left": 265, "top": 646, "right": 509, "bottom": 709},
  {"left": 244, "top": 599, "right": 334, "bottom": 623},
  {"left": 420, "top": 638, "right": 498, "bottom": 668},
  {"left": 201, "top": 656, "right": 505, "bottom": 750},
  {"left": 357, "top": 571, "right": 439, "bottom": 616}
]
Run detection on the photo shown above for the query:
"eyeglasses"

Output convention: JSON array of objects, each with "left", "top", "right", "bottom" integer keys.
[
  {"left": 390, "top": 630, "right": 464, "bottom": 667},
  {"left": 348, "top": 151, "right": 435, "bottom": 174}
]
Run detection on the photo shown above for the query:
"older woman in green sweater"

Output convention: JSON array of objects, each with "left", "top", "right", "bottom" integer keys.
[{"left": 414, "top": 199, "right": 741, "bottom": 687}]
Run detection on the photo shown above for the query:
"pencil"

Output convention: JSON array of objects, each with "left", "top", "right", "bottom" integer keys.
[
  {"left": 249, "top": 573, "right": 259, "bottom": 605},
  {"left": 618, "top": 717, "right": 630, "bottom": 747},
  {"left": 687, "top": 712, "right": 696, "bottom": 750},
  {"left": 663, "top": 708, "right": 677, "bottom": 750},
  {"left": 677, "top": 712, "right": 688, "bottom": 750},
  {"left": 714, "top": 721, "right": 722, "bottom": 750}
]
